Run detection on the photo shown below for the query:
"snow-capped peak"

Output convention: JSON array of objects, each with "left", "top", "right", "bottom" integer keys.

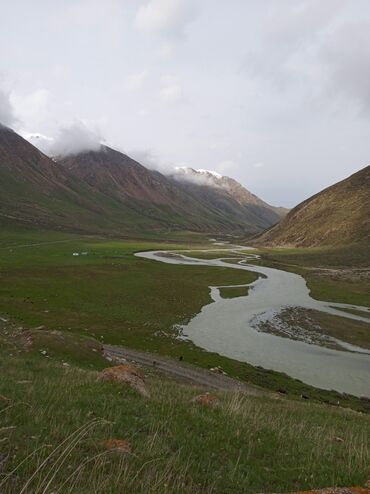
[{"left": 196, "top": 169, "right": 223, "bottom": 179}]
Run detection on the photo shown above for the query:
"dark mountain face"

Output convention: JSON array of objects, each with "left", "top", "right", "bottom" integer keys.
[
  {"left": 255, "top": 165, "right": 370, "bottom": 247},
  {"left": 0, "top": 126, "right": 286, "bottom": 235},
  {"left": 60, "top": 146, "right": 194, "bottom": 207},
  {"left": 0, "top": 125, "right": 91, "bottom": 231}
]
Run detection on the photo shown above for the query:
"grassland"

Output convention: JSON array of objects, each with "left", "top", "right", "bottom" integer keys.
[
  {"left": 0, "top": 230, "right": 369, "bottom": 412},
  {"left": 219, "top": 286, "right": 249, "bottom": 299},
  {"left": 0, "top": 322, "right": 369, "bottom": 494},
  {"left": 253, "top": 244, "right": 370, "bottom": 307}
]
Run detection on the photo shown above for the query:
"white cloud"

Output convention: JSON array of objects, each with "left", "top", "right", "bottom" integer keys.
[
  {"left": 160, "top": 76, "right": 183, "bottom": 104},
  {"left": 135, "top": 0, "right": 196, "bottom": 40},
  {"left": 158, "top": 42, "right": 175, "bottom": 58},
  {"left": 49, "top": 121, "right": 102, "bottom": 157},
  {"left": 129, "top": 148, "right": 173, "bottom": 173},
  {"left": 0, "top": 87, "right": 16, "bottom": 127},
  {"left": 11, "top": 88, "right": 51, "bottom": 128},
  {"left": 21, "top": 132, "right": 54, "bottom": 155},
  {"left": 320, "top": 22, "right": 370, "bottom": 115},
  {"left": 215, "top": 160, "right": 237, "bottom": 175},
  {"left": 124, "top": 70, "right": 149, "bottom": 91}
]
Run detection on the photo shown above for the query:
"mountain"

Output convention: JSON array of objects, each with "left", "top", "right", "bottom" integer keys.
[
  {"left": 255, "top": 165, "right": 370, "bottom": 247},
  {"left": 59, "top": 150, "right": 287, "bottom": 235},
  {"left": 0, "top": 125, "right": 286, "bottom": 235},
  {"left": 0, "top": 124, "right": 99, "bottom": 232},
  {"left": 58, "top": 146, "right": 232, "bottom": 233},
  {"left": 170, "top": 167, "right": 287, "bottom": 233}
]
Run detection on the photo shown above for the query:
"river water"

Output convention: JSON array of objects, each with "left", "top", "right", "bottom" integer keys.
[{"left": 136, "top": 247, "right": 370, "bottom": 397}]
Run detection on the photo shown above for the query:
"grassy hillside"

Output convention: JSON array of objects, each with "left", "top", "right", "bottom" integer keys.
[
  {"left": 256, "top": 166, "right": 370, "bottom": 247},
  {"left": 0, "top": 321, "right": 369, "bottom": 494}
]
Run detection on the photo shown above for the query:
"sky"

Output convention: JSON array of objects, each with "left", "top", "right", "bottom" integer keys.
[{"left": 0, "top": 0, "right": 369, "bottom": 207}]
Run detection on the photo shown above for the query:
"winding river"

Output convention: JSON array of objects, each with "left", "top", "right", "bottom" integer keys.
[{"left": 136, "top": 246, "right": 370, "bottom": 397}]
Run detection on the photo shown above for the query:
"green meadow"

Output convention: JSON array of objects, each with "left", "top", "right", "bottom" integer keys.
[{"left": 0, "top": 230, "right": 368, "bottom": 410}]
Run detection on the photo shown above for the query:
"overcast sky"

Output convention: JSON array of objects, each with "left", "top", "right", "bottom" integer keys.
[{"left": 0, "top": 0, "right": 369, "bottom": 207}]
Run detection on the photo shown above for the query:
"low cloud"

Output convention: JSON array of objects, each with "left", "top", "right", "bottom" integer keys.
[
  {"left": 129, "top": 148, "right": 174, "bottom": 173},
  {"left": 215, "top": 160, "right": 237, "bottom": 175},
  {"left": 21, "top": 132, "right": 55, "bottom": 155},
  {"left": 49, "top": 121, "right": 102, "bottom": 157},
  {"left": 0, "top": 88, "right": 16, "bottom": 127},
  {"left": 172, "top": 167, "right": 223, "bottom": 188},
  {"left": 135, "top": 0, "right": 196, "bottom": 40}
]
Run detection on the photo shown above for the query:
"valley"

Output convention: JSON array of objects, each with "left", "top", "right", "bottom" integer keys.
[
  {"left": 1, "top": 4, "right": 369, "bottom": 492},
  {"left": 0, "top": 228, "right": 369, "bottom": 493}
]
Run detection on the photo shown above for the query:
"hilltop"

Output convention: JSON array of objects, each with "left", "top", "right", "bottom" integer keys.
[{"left": 255, "top": 165, "right": 370, "bottom": 247}]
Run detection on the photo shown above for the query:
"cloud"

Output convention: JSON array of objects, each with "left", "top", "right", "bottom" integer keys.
[
  {"left": 129, "top": 148, "right": 173, "bottom": 173},
  {"left": 320, "top": 22, "right": 370, "bottom": 115},
  {"left": 135, "top": 0, "right": 196, "bottom": 40},
  {"left": 160, "top": 76, "right": 183, "bottom": 104},
  {"left": 215, "top": 160, "right": 237, "bottom": 175},
  {"left": 0, "top": 87, "right": 16, "bottom": 127},
  {"left": 21, "top": 132, "right": 55, "bottom": 155},
  {"left": 124, "top": 70, "right": 149, "bottom": 91},
  {"left": 10, "top": 88, "right": 52, "bottom": 130},
  {"left": 49, "top": 121, "right": 103, "bottom": 157},
  {"left": 243, "top": 0, "right": 344, "bottom": 87},
  {"left": 172, "top": 167, "right": 224, "bottom": 188}
]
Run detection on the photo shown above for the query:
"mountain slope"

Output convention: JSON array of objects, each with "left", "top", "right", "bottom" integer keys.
[
  {"left": 170, "top": 167, "right": 286, "bottom": 233},
  {"left": 0, "top": 124, "right": 104, "bottom": 232},
  {"left": 0, "top": 125, "right": 286, "bottom": 235},
  {"left": 60, "top": 150, "right": 285, "bottom": 235},
  {"left": 256, "top": 165, "right": 370, "bottom": 247}
]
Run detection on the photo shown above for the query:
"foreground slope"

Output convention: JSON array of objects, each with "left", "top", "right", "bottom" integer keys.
[
  {"left": 256, "top": 165, "right": 370, "bottom": 247},
  {"left": 0, "top": 316, "right": 369, "bottom": 493}
]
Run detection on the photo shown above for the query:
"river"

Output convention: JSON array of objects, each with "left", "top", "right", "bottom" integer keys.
[{"left": 135, "top": 246, "right": 370, "bottom": 397}]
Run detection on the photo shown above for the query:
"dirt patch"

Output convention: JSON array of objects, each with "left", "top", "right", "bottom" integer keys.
[
  {"left": 286, "top": 488, "right": 370, "bottom": 494},
  {"left": 192, "top": 392, "right": 219, "bottom": 407},
  {"left": 99, "top": 364, "right": 149, "bottom": 397},
  {"left": 99, "top": 439, "right": 132, "bottom": 454}
]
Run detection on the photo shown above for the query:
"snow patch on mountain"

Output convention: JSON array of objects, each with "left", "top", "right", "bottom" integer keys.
[{"left": 173, "top": 166, "right": 224, "bottom": 188}]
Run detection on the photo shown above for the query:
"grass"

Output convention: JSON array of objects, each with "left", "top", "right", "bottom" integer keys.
[
  {"left": 0, "top": 229, "right": 369, "bottom": 412},
  {"left": 0, "top": 230, "right": 369, "bottom": 492},
  {"left": 303, "top": 310, "right": 370, "bottom": 350},
  {"left": 252, "top": 244, "right": 370, "bottom": 307},
  {"left": 219, "top": 286, "right": 249, "bottom": 299},
  {"left": 0, "top": 325, "right": 369, "bottom": 493}
]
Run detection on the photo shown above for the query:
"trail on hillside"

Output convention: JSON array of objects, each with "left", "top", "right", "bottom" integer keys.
[{"left": 103, "top": 344, "right": 265, "bottom": 396}]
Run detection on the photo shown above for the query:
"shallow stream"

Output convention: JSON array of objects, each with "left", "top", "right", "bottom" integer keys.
[{"left": 136, "top": 246, "right": 370, "bottom": 397}]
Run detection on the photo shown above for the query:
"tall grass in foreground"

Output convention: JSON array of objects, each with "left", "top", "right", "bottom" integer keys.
[{"left": 0, "top": 355, "right": 369, "bottom": 493}]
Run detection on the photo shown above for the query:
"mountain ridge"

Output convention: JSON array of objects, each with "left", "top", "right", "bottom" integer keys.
[
  {"left": 0, "top": 126, "right": 285, "bottom": 236},
  {"left": 255, "top": 165, "right": 370, "bottom": 247}
]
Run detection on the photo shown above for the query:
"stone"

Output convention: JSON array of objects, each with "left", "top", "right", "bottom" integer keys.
[
  {"left": 99, "top": 439, "right": 131, "bottom": 454},
  {"left": 192, "top": 392, "right": 219, "bottom": 407},
  {"left": 99, "top": 364, "right": 149, "bottom": 397}
]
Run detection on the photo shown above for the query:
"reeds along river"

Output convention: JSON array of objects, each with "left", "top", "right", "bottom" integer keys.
[{"left": 136, "top": 248, "right": 370, "bottom": 397}]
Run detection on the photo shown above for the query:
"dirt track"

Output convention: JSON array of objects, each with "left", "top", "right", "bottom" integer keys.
[{"left": 103, "top": 344, "right": 265, "bottom": 396}]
